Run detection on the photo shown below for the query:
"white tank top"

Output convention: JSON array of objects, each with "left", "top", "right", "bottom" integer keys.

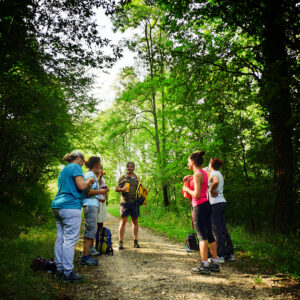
[{"left": 208, "top": 170, "right": 226, "bottom": 205}]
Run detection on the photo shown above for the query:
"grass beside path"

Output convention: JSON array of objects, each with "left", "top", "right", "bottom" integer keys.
[{"left": 0, "top": 217, "right": 65, "bottom": 299}]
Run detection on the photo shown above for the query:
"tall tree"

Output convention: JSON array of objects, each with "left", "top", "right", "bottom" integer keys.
[
  {"left": 156, "top": 0, "right": 299, "bottom": 232},
  {"left": 112, "top": 1, "right": 172, "bottom": 205}
]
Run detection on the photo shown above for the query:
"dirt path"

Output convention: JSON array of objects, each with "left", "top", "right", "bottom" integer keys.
[{"left": 61, "top": 214, "right": 297, "bottom": 300}]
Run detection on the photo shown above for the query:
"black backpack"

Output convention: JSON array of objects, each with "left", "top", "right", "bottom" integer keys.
[
  {"left": 185, "top": 233, "right": 199, "bottom": 251},
  {"left": 30, "top": 256, "right": 56, "bottom": 273},
  {"left": 207, "top": 235, "right": 232, "bottom": 259}
]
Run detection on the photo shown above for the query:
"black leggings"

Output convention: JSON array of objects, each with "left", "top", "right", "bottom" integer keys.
[
  {"left": 211, "top": 202, "right": 234, "bottom": 257},
  {"left": 193, "top": 201, "right": 215, "bottom": 243}
]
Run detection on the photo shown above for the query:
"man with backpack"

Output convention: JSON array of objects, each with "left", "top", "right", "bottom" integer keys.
[{"left": 115, "top": 162, "right": 146, "bottom": 250}]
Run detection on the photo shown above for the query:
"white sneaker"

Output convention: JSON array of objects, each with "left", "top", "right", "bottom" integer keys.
[
  {"left": 217, "top": 256, "right": 225, "bottom": 263},
  {"left": 89, "top": 246, "right": 100, "bottom": 256},
  {"left": 227, "top": 254, "right": 236, "bottom": 261}
]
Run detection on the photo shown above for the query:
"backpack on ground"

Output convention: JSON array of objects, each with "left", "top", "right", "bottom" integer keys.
[
  {"left": 208, "top": 234, "right": 231, "bottom": 260},
  {"left": 30, "top": 256, "right": 56, "bottom": 273},
  {"left": 185, "top": 233, "right": 199, "bottom": 251},
  {"left": 223, "top": 235, "right": 232, "bottom": 260},
  {"left": 95, "top": 227, "right": 113, "bottom": 256}
]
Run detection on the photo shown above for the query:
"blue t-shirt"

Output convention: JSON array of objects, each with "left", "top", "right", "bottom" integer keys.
[
  {"left": 51, "top": 163, "right": 84, "bottom": 210},
  {"left": 82, "top": 171, "right": 99, "bottom": 207}
]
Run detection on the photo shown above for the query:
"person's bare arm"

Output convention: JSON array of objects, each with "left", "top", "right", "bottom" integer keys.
[
  {"left": 74, "top": 176, "right": 94, "bottom": 191},
  {"left": 182, "top": 172, "right": 203, "bottom": 198},
  {"left": 210, "top": 175, "right": 219, "bottom": 197},
  {"left": 87, "top": 188, "right": 108, "bottom": 196},
  {"left": 115, "top": 185, "right": 126, "bottom": 193}
]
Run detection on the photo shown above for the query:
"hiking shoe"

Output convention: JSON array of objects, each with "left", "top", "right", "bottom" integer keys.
[
  {"left": 209, "top": 261, "right": 220, "bottom": 272},
  {"left": 227, "top": 254, "right": 236, "bottom": 261},
  {"left": 217, "top": 256, "right": 225, "bottom": 263},
  {"left": 55, "top": 270, "right": 63, "bottom": 279},
  {"left": 208, "top": 257, "right": 224, "bottom": 264},
  {"left": 89, "top": 246, "right": 100, "bottom": 256},
  {"left": 119, "top": 241, "right": 124, "bottom": 250},
  {"left": 191, "top": 263, "right": 210, "bottom": 275},
  {"left": 80, "top": 255, "right": 98, "bottom": 266},
  {"left": 134, "top": 240, "right": 140, "bottom": 248},
  {"left": 62, "top": 271, "right": 84, "bottom": 283}
]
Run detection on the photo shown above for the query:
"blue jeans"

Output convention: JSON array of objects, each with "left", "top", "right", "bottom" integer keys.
[{"left": 52, "top": 208, "right": 81, "bottom": 276}]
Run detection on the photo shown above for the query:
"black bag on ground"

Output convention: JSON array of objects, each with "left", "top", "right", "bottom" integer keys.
[
  {"left": 208, "top": 235, "right": 231, "bottom": 259},
  {"left": 30, "top": 256, "right": 56, "bottom": 273},
  {"left": 185, "top": 233, "right": 199, "bottom": 251}
]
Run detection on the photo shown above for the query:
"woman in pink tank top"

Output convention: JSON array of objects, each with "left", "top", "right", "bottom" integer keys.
[
  {"left": 182, "top": 151, "right": 220, "bottom": 275},
  {"left": 189, "top": 168, "right": 208, "bottom": 207}
]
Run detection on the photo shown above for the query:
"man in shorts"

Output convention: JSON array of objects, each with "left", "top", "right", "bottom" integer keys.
[{"left": 115, "top": 162, "right": 145, "bottom": 250}]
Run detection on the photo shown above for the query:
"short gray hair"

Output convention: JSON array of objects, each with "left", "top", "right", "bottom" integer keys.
[{"left": 63, "top": 150, "right": 85, "bottom": 162}]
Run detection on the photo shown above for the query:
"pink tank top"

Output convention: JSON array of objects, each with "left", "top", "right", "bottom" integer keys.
[{"left": 189, "top": 169, "right": 208, "bottom": 207}]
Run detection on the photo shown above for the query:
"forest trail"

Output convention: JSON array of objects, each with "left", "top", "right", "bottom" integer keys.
[{"left": 61, "top": 214, "right": 294, "bottom": 300}]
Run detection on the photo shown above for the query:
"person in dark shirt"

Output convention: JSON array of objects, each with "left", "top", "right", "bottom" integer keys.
[{"left": 115, "top": 162, "right": 145, "bottom": 250}]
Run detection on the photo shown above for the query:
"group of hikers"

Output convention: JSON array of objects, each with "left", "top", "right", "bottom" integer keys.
[{"left": 51, "top": 149, "right": 234, "bottom": 282}]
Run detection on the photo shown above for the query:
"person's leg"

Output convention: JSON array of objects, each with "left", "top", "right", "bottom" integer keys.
[
  {"left": 209, "top": 241, "right": 218, "bottom": 259},
  {"left": 203, "top": 203, "right": 220, "bottom": 272},
  {"left": 119, "top": 203, "right": 130, "bottom": 244},
  {"left": 52, "top": 208, "right": 63, "bottom": 272},
  {"left": 211, "top": 203, "right": 225, "bottom": 258},
  {"left": 59, "top": 209, "right": 82, "bottom": 276},
  {"left": 119, "top": 216, "right": 128, "bottom": 242},
  {"left": 200, "top": 240, "right": 208, "bottom": 261},
  {"left": 130, "top": 202, "right": 140, "bottom": 247},
  {"left": 131, "top": 216, "right": 138, "bottom": 240},
  {"left": 221, "top": 203, "right": 234, "bottom": 256},
  {"left": 83, "top": 206, "right": 98, "bottom": 255},
  {"left": 83, "top": 238, "right": 93, "bottom": 256},
  {"left": 193, "top": 205, "right": 207, "bottom": 261},
  {"left": 203, "top": 202, "right": 218, "bottom": 260}
]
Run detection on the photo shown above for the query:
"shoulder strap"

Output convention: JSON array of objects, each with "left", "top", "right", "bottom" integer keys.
[{"left": 135, "top": 175, "right": 142, "bottom": 197}]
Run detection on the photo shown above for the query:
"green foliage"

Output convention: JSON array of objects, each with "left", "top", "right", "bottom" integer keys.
[
  {"left": 101, "top": 0, "right": 300, "bottom": 232},
  {"left": 231, "top": 225, "right": 300, "bottom": 277},
  {"left": 0, "top": 182, "right": 55, "bottom": 238},
  {"left": 80, "top": 0, "right": 278, "bottom": 230},
  {"left": 155, "top": 0, "right": 299, "bottom": 232},
  {"left": 0, "top": 0, "right": 121, "bottom": 222}
]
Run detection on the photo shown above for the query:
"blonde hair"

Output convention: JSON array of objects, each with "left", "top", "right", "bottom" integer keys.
[{"left": 63, "top": 150, "right": 85, "bottom": 162}]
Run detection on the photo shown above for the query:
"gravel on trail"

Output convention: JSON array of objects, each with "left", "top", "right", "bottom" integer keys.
[{"left": 58, "top": 214, "right": 297, "bottom": 300}]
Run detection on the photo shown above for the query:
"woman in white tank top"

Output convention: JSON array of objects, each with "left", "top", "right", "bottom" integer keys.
[
  {"left": 208, "top": 158, "right": 235, "bottom": 263},
  {"left": 208, "top": 169, "right": 226, "bottom": 205}
]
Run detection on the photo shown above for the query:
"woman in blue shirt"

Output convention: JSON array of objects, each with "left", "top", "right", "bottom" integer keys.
[
  {"left": 81, "top": 156, "right": 102, "bottom": 266},
  {"left": 51, "top": 150, "right": 94, "bottom": 283}
]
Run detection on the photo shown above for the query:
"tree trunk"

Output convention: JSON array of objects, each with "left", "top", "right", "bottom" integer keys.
[
  {"left": 262, "top": 0, "right": 295, "bottom": 232},
  {"left": 145, "top": 20, "right": 169, "bottom": 207}
]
